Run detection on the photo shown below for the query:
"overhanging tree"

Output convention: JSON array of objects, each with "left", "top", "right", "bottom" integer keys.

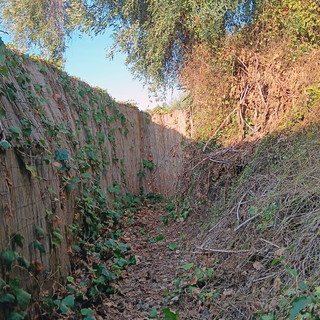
[{"left": 0, "top": 0, "right": 258, "bottom": 86}]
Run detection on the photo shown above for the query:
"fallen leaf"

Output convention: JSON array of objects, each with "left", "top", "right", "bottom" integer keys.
[
  {"left": 52, "top": 215, "right": 62, "bottom": 225},
  {"left": 4, "top": 204, "right": 12, "bottom": 224},
  {"left": 5, "top": 173, "right": 12, "bottom": 186},
  {"left": 53, "top": 93, "right": 61, "bottom": 102},
  {"left": 53, "top": 161, "right": 62, "bottom": 168},
  {"left": 274, "top": 247, "right": 286, "bottom": 257},
  {"left": 223, "top": 289, "right": 235, "bottom": 297},
  {"left": 190, "top": 276, "right": 199, "bottom": 285},
  {"left": 253, "top": 261, "right": 264, "bottom": 270},
  {"left": 191, "top": 287, "right": 201, "bottom": 295},
  {"left": 34, "top": 261, "right": 45, "bottom": 274},
  {"left": 273, "top": 277, "right": 282, "bottom": 292}
]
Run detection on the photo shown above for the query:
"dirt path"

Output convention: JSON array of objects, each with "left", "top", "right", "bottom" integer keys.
[{"left": 98, "top": 203, "right": 209, "bottom": 320}]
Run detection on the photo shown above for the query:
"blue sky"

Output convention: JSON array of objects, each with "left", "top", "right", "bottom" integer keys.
[
  {"left": 1, "top": 30, "right": 179, "bottom": 110},
  {"left": 64, "top": 31, "right": 165, "bottom": 110}
]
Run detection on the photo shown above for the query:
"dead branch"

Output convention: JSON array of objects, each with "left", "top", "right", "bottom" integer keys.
[
  {"left": 0, "top": 119, "right": 6, "bottom": 141},
  {"left": 259, "top": 238, "right": 280, "bottom": 248},
  {"left": 236, "top": 56, "right": 249, "bottom": 72},
  {"left": 236, "top": 192, "right": 248, "bottom": 221},
  {"left": 234, "top": 214, "right": 260, "bottom": 231},
  {"left": 202, "top": 107, "right": 238, "bottom": 152},
  {"left": 195, "top": 247, "right": 252, "bottom": 254},
  {"left": 252, "top": 273, "right": 278, "bottom": 283},
  {"left": 257, "top": 82, "right": 268, "bottom": 107},
  {"left": 239, "top": 106, "right": 256, "bottom": 133}
]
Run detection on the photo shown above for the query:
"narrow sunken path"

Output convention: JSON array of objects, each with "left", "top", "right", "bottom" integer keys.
[{"left": 98, "top": 202, "right": 210, "bottom": 320}]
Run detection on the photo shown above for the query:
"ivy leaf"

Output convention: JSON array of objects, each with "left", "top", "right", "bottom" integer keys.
[
  {"left": 0, "top": 65, "right": 8, "bottom": 78},
  {"left": 38, "top": 139, "right": 46, "bottom": 146},
  {"left": 59, "top": 303, "right": 69, "bottom": 314},
  {"left": 25, "top": 165, "right": 37, "bottom": 178},
  {"left": 114, "top": 257, "right": 127, "bottom": 268},
  {"left": 65, "top": 182, "right": 76, "bottom": 192},
  {"left": 53, "top": 229, "right": 64, "bottom": 242},
  {"left": 168, "top": 243, "right": 178, "bottom": 251},
  {"left": 12, "top": 233, "right": 25, "bottom": 248},
  {"left": 149, "top": 307, "right": 158, "bottom": 318},
  {"left": 107, "top": 184, "right": 121, "bottom": 193},
  {"left": 205, "top": 268, "right": 214, "bottom": 278},
  {"left": 14, "top": 288, "right": 31, "bottom": 306},
  {"left": 289, "top": 296, "right": 313, "bottom": 320},
  {"left": 0, "top": 107, "right": 6, "bottom": 118},
  {"left": 7, "top": 311, "right": 27, "bottom": 320},
  {"left": 261, "top": 314, "right": 274, "bottom": 320},
  {"left": 156, "top": 234, "right": 164, "bottom": 241},
  {"left": 62, "top": 295, "right": 75, "bottom": 308},
  {"left": 127, "top": 255, "right": 136, "bottom": 265},
  {"left": 286, "top": 267, "right": 298, "bottom": 278},
  {"left": 162, "top": 308, "right": 179, "bottom": 320},
  {"left": 17, "top": 256, "right": 30, "bottom": 269},
  {"left": 34, "top": 226, "right": 45, "bottom": 238},
  {"left": 54, "top": 148, "right": 70, "bottom": 161},
  {"left": 0, "top": 251, "right": 17, "bottom": 268},
  {"left": 81, "top": 308, "right": 94, "bottom": 316},
  {"left": 81, "top": 308, "right": 95, "bottom": 320},
  {"left": 21, "top": 127, "right": 32, "bottom": 137},
  {"left": 33, "top": 240, "right": 46, "bottom": 253},
  {"left": 178, "top": 263, "right": 194, "bottom": 271},
  {"left": 0, "top": 293, "right": 15, "bottom": 303},
  {"left": 100, "top": 268, "right": 116, "bottom": 281},
  {"left": 0, "top": 141, "right": 11, "bottom": 150},
  {"left": 9, "top": 126, "right": 22, "bottom": 136},
  {"left": 60, "top": 295, "right": 75, "bottom": 314}
]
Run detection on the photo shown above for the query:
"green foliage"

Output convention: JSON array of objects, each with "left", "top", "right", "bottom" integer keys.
[
  {"left": 33, "top": 240, "right": 45, "bottom": 253},
  {"left": 0, "top": 39, "right": 9, "bottom": 77},
  {"left": 0, "top": 251, "right": 18, "bottom": 269},
  {"left": 81, "top": 308, "right": 95, "bottom": 320},
  {"left": 305, "top": 83, "right": 320, "bottom": 108},
  {"left": 142, "top": 159, "right": 155, "bottom": 170},
  {"left": 149, "top": 307, "right": 158, "bottom": 318},
  {"left": 168, "top": 243, "right": 178, "bottom": 251},
  {"left": 51, "top": 228, "right": 64, "bottom": 249},
  {"left": 11, "top": 233, "right": 24, "bottom": 249},
  {"left": 7, "top": 311, "right": 27, "bottom": 320},
  {"left": 0, "top": 0, "right": 72, "bottom": 62},
  {"left": 163, "top": 200, "right": 191, "bottom": 225},
  {"left": 54, "top": 148, "right": 71, "bottom": 161},
  {"left": 163, "top": 307, "right": 180, "bottom": 320},
  {"left": 0, "top": 141, "right": 11, "bottom": 150},
  {"left": 178, "top": 263, "right": 194, "bottom": 271},
  {"left": 14, "top": 289, "right": 31, "bottom": 307},
  {"left": 0, "top": 0, "right": 258, "bottom": 86},
  {"left": 249, "top": 0, "right": 320, "bottom": 50},
  {"left": 0, "top": 276, "right": 31, "bottom": 319},
  {"left": 0, "top": 39, "right": 154, "bottom": 319}
]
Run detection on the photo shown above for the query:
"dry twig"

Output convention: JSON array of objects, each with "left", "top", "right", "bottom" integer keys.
[
  {"left": 195, "top": 247, "right": 252, "bottom": 254},
  {"left": 234, "top": 214, "right": 260, "bottom": 231},
  {"left": 259, "top": 238, "right": 280, "bottom": 248}
]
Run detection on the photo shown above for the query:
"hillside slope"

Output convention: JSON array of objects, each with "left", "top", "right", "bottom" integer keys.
[{"left": 180, "top": 124, "right": 320, "bottom": 319}]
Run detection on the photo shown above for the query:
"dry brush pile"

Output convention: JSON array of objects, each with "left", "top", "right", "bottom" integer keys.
[
  {"left": 176, "top": 123, "right": 320, "bottom": 319},
  {"left": 181, "top": 39, "right": 320, "bottom": 147}
]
